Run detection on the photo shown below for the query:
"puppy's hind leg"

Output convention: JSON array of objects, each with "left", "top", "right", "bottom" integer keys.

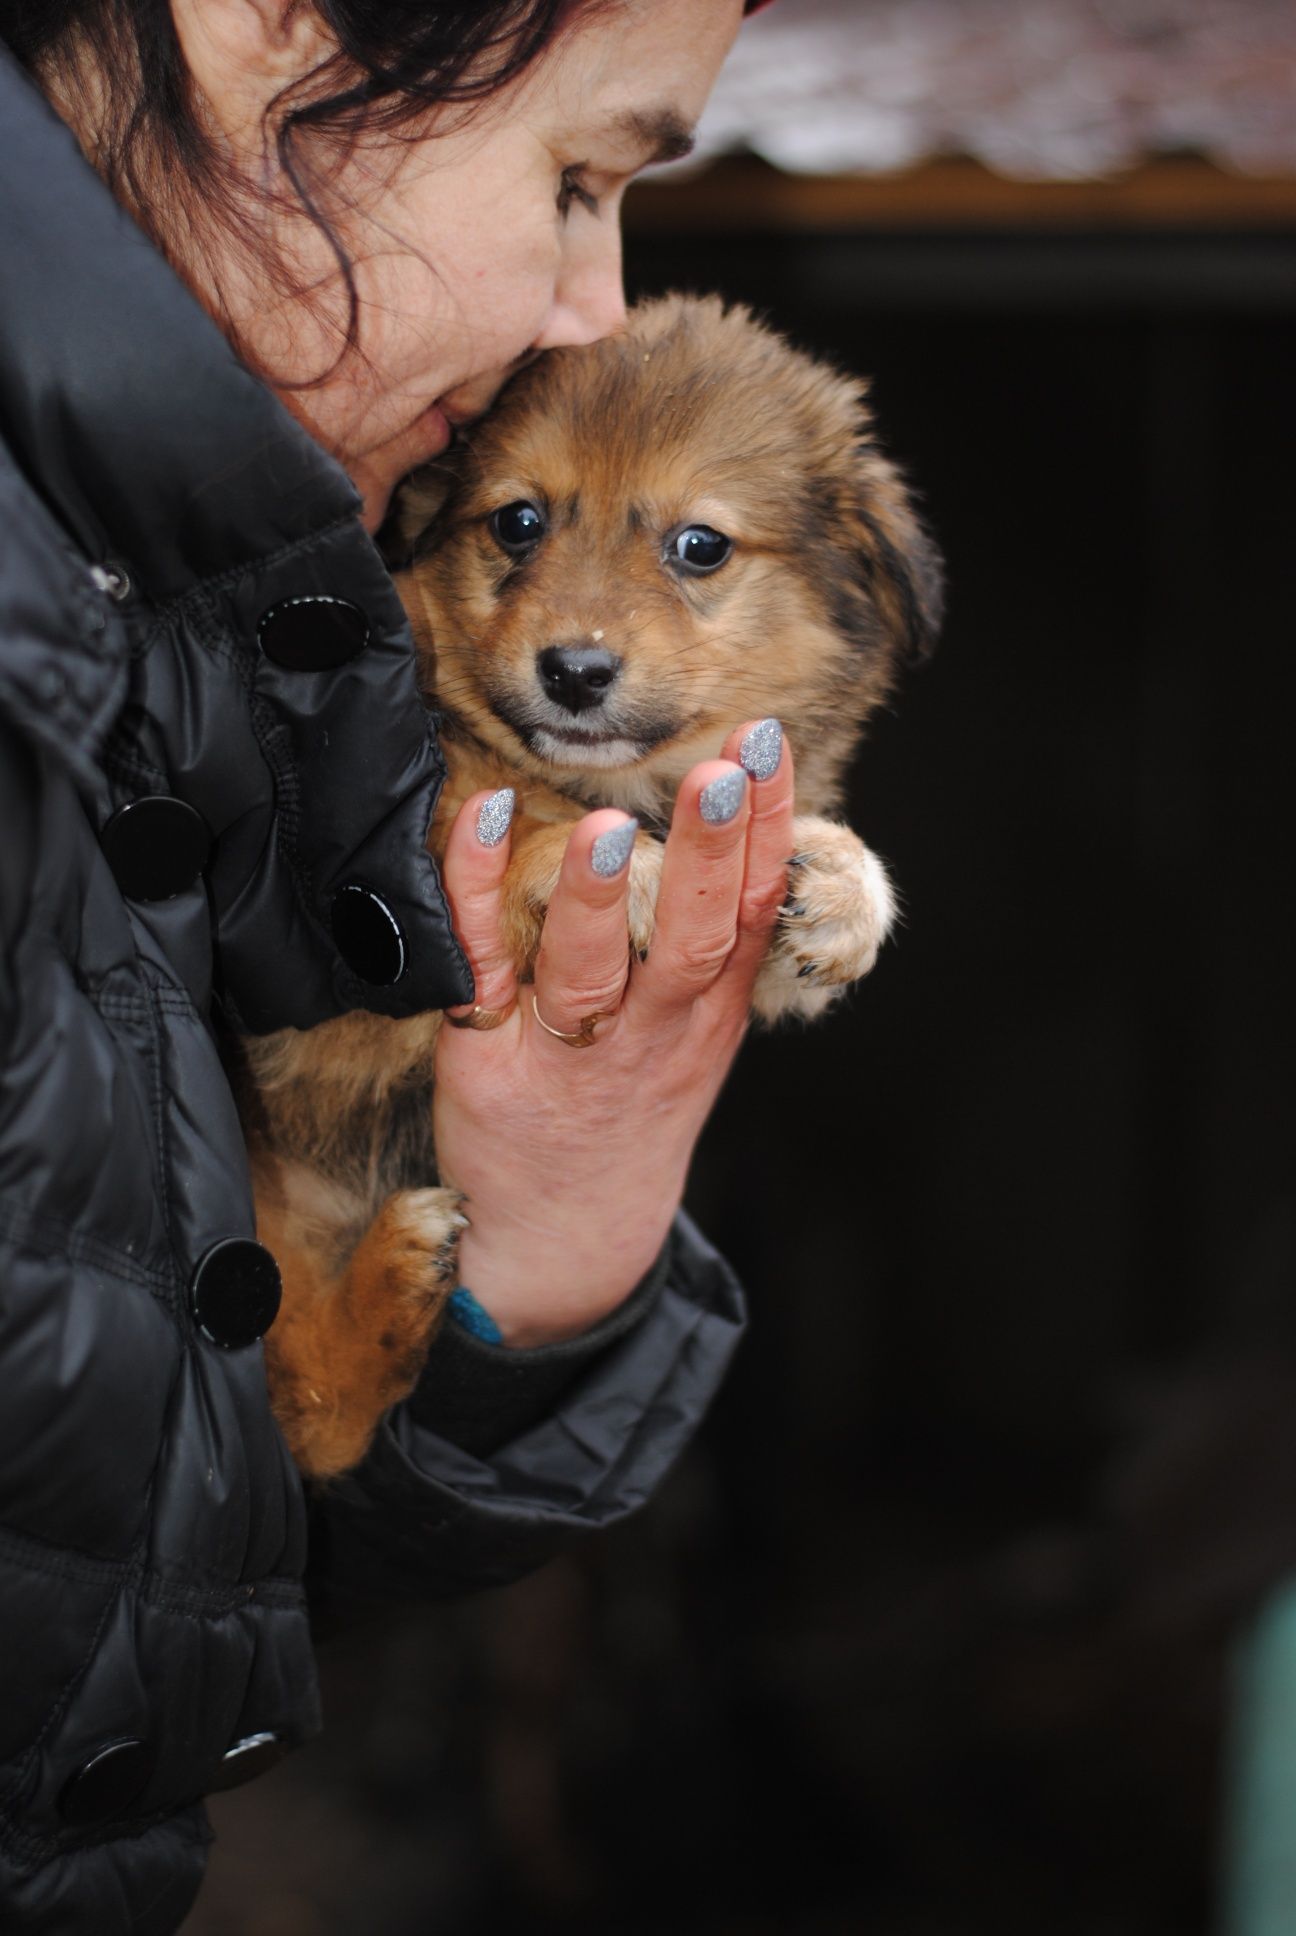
[{"left": 263, "top": 1186, "right": 465, "bottom": 1480}]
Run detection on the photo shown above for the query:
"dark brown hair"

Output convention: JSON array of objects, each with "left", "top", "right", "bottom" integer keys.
[{"left": 0, "top": 0, "right": 599, "bottom": 372}]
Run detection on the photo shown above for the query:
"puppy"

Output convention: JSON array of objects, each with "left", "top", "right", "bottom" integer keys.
[{"left": 245, "top": 295, "right": 942, "bottom": 1478}]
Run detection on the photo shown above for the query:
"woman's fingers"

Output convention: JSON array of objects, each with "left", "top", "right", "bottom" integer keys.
[
  {"left": 442, "top": 718, "right": 792, "bottom": 1038},
  {"left": 630, "top": 718, "right": 794, "bottom": 1024},
  {"left": 632, "top": 758, "right": 752, "bottom": 1021},
  {"left": 439, "top": 787, "right": 519, "bottom": 1019},
  {"left": 721, "top": 715, "right": 796, "bottom": 985},
  {"left": 530, "top": 811, "right": 639, "bottom": 1040}
]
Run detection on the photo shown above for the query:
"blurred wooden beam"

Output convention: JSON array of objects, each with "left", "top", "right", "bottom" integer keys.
[{"left": 626, "top": 154, "right": 1296, "bottom": 233}]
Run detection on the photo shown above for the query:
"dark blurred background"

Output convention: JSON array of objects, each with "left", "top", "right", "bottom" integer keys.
[{"left": 185, "top": 5, "right": 1296, "bottom": 1932}]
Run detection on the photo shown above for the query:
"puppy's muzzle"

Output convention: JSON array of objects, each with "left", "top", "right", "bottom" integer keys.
[{"left": 537, "top": 642, "right": 622, "bottom": 716}]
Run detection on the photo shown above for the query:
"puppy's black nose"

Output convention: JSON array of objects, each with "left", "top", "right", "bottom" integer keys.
[{"left": 537, "top": 643, "right": 622, "bottom": 715}]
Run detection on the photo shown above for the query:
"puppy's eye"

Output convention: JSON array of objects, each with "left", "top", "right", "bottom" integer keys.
[
  {"left": 491, "top": 501, "right": 546, "bottom": 556},
  {"left": 666, "top": 524, "right": 733, "bottom": 575}
]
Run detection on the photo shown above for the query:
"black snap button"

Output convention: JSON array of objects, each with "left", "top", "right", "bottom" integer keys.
[
  {"left": 100, "top": 797, "right": 211, "bottom": 903},
  {"left": 60, "top": 1739, "right": 154, "bottom": 1827},
  {"left": 190, "top": 1238, "right": 282, "bottom": 1350},
  {"left": 258, "top": 596, "right": 370, "bottom": 671},
  {"left": 330, "top": 883, "right": 407, "bottom": 986},
  {"left": 206, "top": 1731, "right": 285, "bottom": 1794}
]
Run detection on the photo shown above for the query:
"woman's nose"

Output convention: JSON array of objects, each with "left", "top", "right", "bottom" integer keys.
[{"left": 534, "top": 217, "right": 627, "bottom": 351}]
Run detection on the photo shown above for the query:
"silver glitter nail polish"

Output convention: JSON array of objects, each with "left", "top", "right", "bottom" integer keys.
[
  {"left": 739, "top": 717, "right": 782, "bottom": 781},
  {"left": 591, "top": 818, "right": 638, "bottom": 877},
  {"left": 476, "top": 787, "right": 515, "bottom": 848},
  {"left": 699, "top": 768, "right": 747, "bottom": 826}
]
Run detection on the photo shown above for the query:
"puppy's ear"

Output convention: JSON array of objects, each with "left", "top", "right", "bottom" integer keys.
[
  {"left": 392, "top": 463, "right": 458, "bottom": 561},
  {"left": 849, "top": 444, "right": 945, "bottom": 668}
]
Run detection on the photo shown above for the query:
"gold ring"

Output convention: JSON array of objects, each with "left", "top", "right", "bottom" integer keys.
[
  {"left": 444, "top": 1000, "right": 516, "bottom": 1031},
  {"left": 530, "top": 991, "right": 615, "bottom": 1048}
]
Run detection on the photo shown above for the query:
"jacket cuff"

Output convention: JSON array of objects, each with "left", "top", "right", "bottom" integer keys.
[
  {"left": 411, "top": 1241, "right": 675, "bottom": 1459},
  {"left": 309, "top": 1209, "right": 745, "bottom": 1604}
]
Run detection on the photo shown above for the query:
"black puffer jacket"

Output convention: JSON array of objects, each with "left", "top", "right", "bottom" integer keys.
[{"left": 0, "top": 50, "right": 745, "bottom": 1934}]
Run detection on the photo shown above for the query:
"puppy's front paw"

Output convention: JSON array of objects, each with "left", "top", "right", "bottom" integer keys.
[
  {"left": 753, "top": 817, "right": 896, "bottom": 1024},
  {"left": 502, "top": 823, "right": 663, "bottom": 975},
  {"left": 625, "top": 836, "right": 663, "bottom": 961},
  {"left": 501, "top": 825, "right": 571, "bottom": 977}
]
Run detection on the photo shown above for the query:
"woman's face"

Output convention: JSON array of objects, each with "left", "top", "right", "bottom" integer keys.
[{"left": 172, "top": 0, "right": 744, "bottom": 528}]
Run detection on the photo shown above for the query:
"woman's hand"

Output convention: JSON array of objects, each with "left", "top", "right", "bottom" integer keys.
[{"left": 432, "top": 721, "right": 793, "bottom": 1346}]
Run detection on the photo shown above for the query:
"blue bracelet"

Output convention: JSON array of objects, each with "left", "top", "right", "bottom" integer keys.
[{"left": 446, "top": 1285, "right": 503, "bottom": 1346}]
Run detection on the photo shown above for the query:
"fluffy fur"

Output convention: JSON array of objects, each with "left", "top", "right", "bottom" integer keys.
[{"left": 245, "top": 295, "right": 942, "bottom": 1478}]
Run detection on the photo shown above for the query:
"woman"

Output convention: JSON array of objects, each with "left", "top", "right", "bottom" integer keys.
[{"left": 0, "top": 1, "right": 782, "bottom": 1928}]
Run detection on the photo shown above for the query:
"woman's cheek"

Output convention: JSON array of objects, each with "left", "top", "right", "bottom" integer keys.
[{"left": 479, "top": 214, "right": 567, "bottom": 343}]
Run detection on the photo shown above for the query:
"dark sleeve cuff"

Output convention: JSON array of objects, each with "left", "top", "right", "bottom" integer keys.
[
  {"left": 307, "top": 1208, "right": 745, "bottom": 1606},
  {"left": 408, "top": 1241, "right": 675, "bottom": 1459}
]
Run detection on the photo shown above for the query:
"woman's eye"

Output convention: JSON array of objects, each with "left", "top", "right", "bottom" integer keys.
[
  {"left": 557, "top": 167, "right": 599, "bottom": 218},
  {"left": 667, "top": 525, "right": 733, "bottom": 575},
  {"left": 490, "top": 501, "right": 546, "bottom": 556}
]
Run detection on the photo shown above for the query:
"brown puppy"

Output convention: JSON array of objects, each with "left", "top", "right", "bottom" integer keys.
[{"left": 246, "top": 295, "right": 942, "bottom": 1478}]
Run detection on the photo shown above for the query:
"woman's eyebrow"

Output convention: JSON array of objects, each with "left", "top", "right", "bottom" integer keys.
[{"left": 603, "top": 107, "right": 697, "bottom": 165}]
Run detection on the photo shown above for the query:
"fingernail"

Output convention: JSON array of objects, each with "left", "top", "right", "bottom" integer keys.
[
  {"left": 476, "top": 788, "right": 515, "bottom": 848},
  {"left": 739, "top": 717, "right": 782, "bottom": 781},
  {"left": 699, "top": 768, "right": 747, "bottom": 826},
  {"left": 591, "top": 817, "right": 638, "bottom": 877}
]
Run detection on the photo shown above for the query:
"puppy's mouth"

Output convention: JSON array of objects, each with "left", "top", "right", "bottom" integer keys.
[{"left": 488, "top": 694, "right": 680, "bottom": 770}]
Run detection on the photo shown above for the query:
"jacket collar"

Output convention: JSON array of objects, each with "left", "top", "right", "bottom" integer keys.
[{"left": 0, "top": 45, "right": 361, "bottom": 608}]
